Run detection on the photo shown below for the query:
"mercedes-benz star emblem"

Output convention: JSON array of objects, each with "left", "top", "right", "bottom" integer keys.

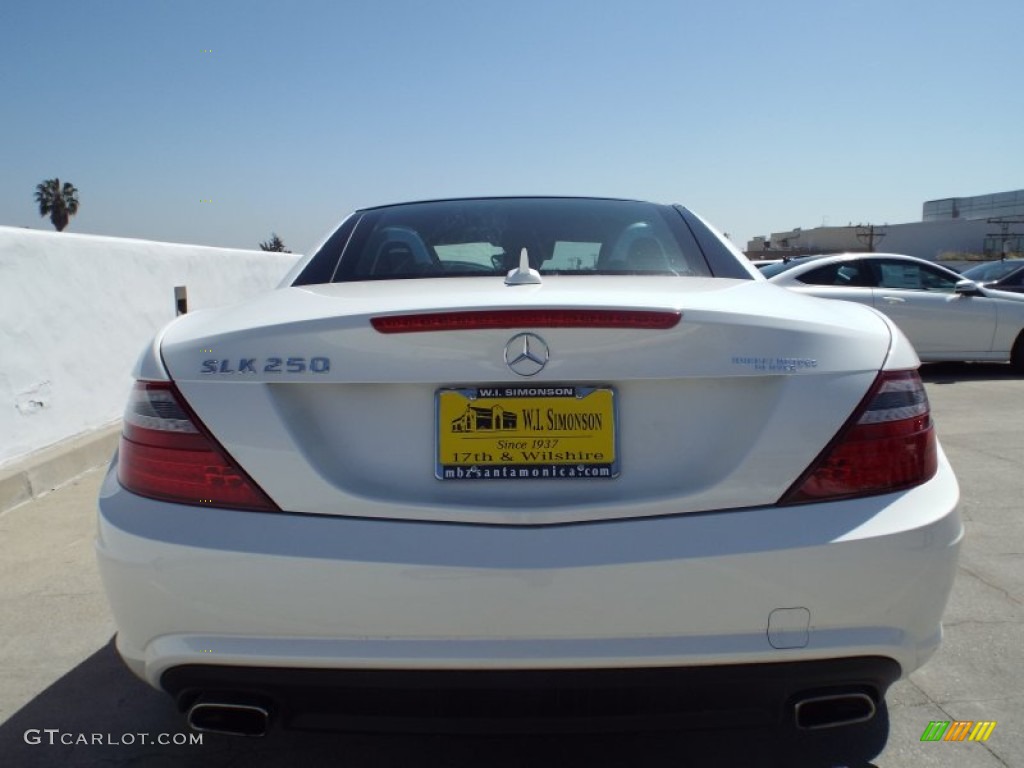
[{"left": 504, "top": 333, "right": 550, "bottom": 377}]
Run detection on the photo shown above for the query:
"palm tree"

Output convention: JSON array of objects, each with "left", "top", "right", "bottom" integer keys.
[{"left": 34, "top": 178, "right": 80, "bottom": 232}]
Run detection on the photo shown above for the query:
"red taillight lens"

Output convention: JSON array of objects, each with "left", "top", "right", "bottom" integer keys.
[
  {"left": 117, "top": 381, "right": 278, "bottom": 511},
  {"left": 371, "top": 309, "right": 682, "bottom": 333},
  {"left": 780, "top": 370, "right": 938, "bottom": 504}
]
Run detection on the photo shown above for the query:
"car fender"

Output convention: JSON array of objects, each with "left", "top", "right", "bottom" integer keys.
[
  {"left": 984, "top": 289, "right": 1024, "bottom": 354},
  {"left": 861, "top": 306, "right": 920, "bottom": 371}
]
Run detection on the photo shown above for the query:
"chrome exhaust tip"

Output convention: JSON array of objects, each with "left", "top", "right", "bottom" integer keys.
[
  {"left": 794, "top": 692, "right": 877, "bottom": 730},
  {"left": 186, "top": 696, "right": 271, "bottom": 737}
]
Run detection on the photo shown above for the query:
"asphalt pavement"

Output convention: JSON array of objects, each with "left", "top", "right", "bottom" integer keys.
[{"left": 0, "top": 362, "right": 1021, "bottom": 767}]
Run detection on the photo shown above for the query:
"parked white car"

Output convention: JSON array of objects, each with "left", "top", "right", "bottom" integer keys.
[
  {"left": 765, "top": 252, "right": 1024, "bottom": 370},
  {"left": 97, "top": 199, "right": 961, "bottom": 737}
]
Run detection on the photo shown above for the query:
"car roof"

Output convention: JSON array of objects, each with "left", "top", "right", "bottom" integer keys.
[
  {"left": 355, "top": 196, "right": 658, "bottom": 213},
  {"left": 806, "top": 252, "right": 922, "bottom": 261},
  {"left": 765, "top": 252, "right": 966, "bottom": 280},
  {"left": 786, "top": 252, "right": 949, "bottom": 267}
]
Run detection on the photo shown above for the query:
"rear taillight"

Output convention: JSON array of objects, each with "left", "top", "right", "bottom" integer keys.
[
  {"left": 780, "top": 369, "right": 937, "bottom": 504},
  {"left": 117, "top": 381, "right": 278, "bottom": 511}
]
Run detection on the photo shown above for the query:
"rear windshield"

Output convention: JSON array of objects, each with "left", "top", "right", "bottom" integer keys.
[{"left": 314, "top": 199, "right": 716, "bottom": 282}]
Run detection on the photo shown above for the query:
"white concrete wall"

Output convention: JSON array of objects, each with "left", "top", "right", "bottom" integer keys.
[
  {"left": 877, "top": 219, "right": 991, "bottom": 260},
  {"left": 0, "top": 226, "right": 300, "bottom": 467}
]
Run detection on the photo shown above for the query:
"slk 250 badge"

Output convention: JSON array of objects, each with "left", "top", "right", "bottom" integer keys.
[{"left": 201, "top": 357, "right": 331, "bottom": 374}]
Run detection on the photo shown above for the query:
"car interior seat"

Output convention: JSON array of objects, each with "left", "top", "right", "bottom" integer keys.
[
  {"left": 598, "top": 222, "right": 673, "bottom": 273},
  {"left": 627, "top": 236, "right": 669, "bottom": 272},
  {"left": 366, "top": 227, "right": 440, "bottom": 277}
]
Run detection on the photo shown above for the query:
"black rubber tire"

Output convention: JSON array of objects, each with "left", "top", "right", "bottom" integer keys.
[{"left": 1012, "top": 331, "right": 1024, "bottom": 373}]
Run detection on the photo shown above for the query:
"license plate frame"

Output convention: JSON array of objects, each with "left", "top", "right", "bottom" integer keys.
[{"left": 435, "top": 385, "right": 619, "bottom": 480}]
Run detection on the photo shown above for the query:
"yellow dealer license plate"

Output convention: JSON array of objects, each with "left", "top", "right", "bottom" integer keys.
[{"left": 436, "top": 385, "right": 618, "bottom": 480}]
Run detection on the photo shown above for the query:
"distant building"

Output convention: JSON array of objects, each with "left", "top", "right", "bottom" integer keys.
[
  {"left": 923, "top": 189, "right": 1024, "bottom": 256},
  {"left": 923, "top": 189, "right": 1024, "bottom": 221},
  {"left": 747, "top": 188, "right": 1023, "bottom": 262}
]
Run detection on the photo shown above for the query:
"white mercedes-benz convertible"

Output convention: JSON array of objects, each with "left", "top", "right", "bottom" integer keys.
[{"left": 97, "top": 197, "right": 961, "bottom": 736}]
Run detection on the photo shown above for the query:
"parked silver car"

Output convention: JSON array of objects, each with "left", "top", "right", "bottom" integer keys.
[{"left": 766, "top": 252, "right": 1024, "bottom": 370}]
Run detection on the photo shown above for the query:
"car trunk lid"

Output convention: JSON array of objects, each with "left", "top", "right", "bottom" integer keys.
[{"left": 158, "top": 277, "right": 893, "bottom": 524}]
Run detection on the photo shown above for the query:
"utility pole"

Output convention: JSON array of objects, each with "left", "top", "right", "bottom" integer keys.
[{"left": 856, "top": 224, "right": 886, "bottom": 251}]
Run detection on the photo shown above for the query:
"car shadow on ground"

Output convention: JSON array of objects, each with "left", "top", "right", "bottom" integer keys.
[
  {"left": 1, "top": 638, "right": 885, "bottom": 768},
  {"left": 920, "top": 361, "right": 1024, "bottom": 383}
]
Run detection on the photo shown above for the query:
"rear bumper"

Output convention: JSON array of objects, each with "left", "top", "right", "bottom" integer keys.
[
  {"left": 161, "top": 656, "right": 900, "bottom": 733},
  {"left": 96, "top": 447, "right": 961, "bottom": 702}
]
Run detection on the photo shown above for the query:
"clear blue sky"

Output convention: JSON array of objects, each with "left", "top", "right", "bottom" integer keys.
[{"left": 2, "top": 0, "right": 1022, "bottom": 252}]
